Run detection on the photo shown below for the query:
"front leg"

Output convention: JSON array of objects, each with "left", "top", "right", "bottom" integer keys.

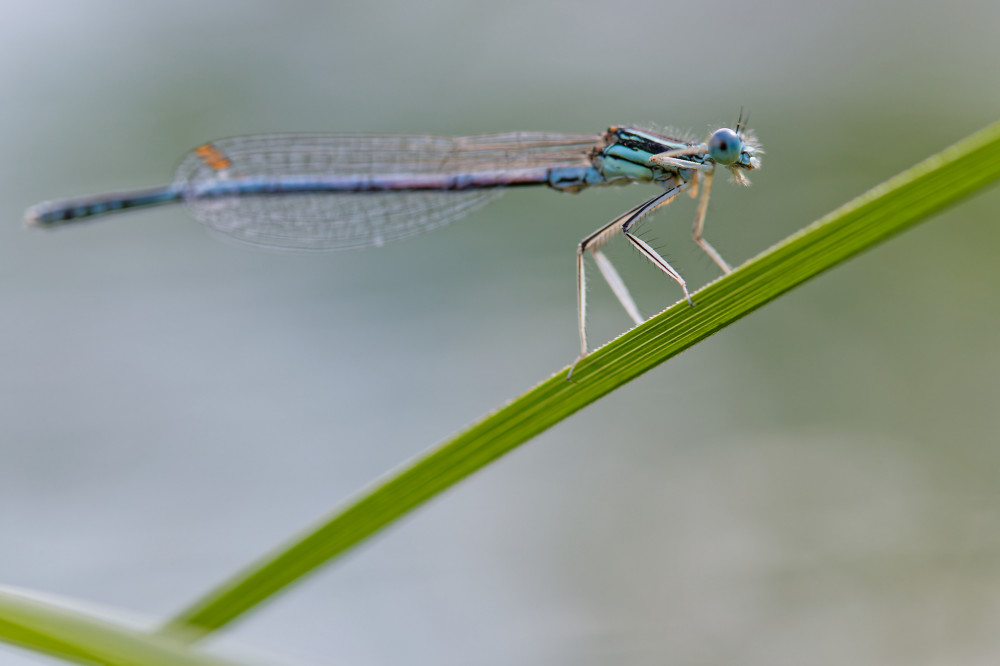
[{"left": 690, "top": 169, "right": 732, "bottom": 273}]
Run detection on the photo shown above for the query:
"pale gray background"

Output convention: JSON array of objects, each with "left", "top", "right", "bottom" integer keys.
[{"left": 3, "top": 1, "right": 1000, "bottom": 665}]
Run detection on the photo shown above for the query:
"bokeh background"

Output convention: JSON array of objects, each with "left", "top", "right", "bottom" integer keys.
[{"left": 4, "top": 2, "right": 1000, "bottom": 665}]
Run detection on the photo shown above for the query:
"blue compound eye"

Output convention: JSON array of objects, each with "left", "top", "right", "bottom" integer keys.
[{"left": 708, "top": 128, "right": 742, "bottom": 165}]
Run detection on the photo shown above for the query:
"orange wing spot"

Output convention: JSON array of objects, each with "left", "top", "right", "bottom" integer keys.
[{"left": 194, "top": 143, "right": 232, "bottom": 171}]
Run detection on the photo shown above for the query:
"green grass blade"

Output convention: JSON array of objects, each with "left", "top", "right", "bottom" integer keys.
[
  {"left": 164, "top": 119, "right": 1000, "bottom": 640},
  {"left": 0, "top": 587, "right": 244, "bottom": 665}
]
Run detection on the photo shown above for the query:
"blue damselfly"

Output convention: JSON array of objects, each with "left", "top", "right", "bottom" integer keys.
[{"left": 26, "top": 121, "right": 761, "bottom": 374}]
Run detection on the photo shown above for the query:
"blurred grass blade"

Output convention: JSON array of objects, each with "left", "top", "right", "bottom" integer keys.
[
  {"left": 0, "top": 587, "right": 243, "bottom": 665},
  {"left": 164, "top": 119, "right": 1000, "bottom": 640}
]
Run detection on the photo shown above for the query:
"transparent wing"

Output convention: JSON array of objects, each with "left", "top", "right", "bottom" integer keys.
[{"left": 174, "top": 132, "right": 600, "bottom": 251}]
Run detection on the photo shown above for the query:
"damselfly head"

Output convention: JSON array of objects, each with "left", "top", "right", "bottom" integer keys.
[
  {"left": 706, "top": 125, "right": 761, "bottom": 185},
  {"left": 707, "top": 128, "right": 742, "bottom": 166}
]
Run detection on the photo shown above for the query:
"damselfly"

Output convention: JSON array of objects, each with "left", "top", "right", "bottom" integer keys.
[{"left": 25, "top": 120, "right": 761, "bottom": 375}]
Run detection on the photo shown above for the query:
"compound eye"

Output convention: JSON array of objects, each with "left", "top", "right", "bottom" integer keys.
[{"left": 708, "top": 128, "right": 742, "bottom": 165}]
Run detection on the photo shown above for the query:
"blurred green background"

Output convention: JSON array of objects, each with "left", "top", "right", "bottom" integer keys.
[{"left": 3, "top": 1, "right": 1000, "bottom": 665}]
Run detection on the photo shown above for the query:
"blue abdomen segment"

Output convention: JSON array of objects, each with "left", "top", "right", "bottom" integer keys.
[
  {"left": 546, "top": 166, "right": 605, "bottom": 192},
  {"left": 26, "top": 185, "right": 183, "bottom": 227}
]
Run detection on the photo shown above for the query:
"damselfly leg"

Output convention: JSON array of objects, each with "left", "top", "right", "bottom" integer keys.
[{"left": 569, "top": 184, "right": 694, "bottom": 380}]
